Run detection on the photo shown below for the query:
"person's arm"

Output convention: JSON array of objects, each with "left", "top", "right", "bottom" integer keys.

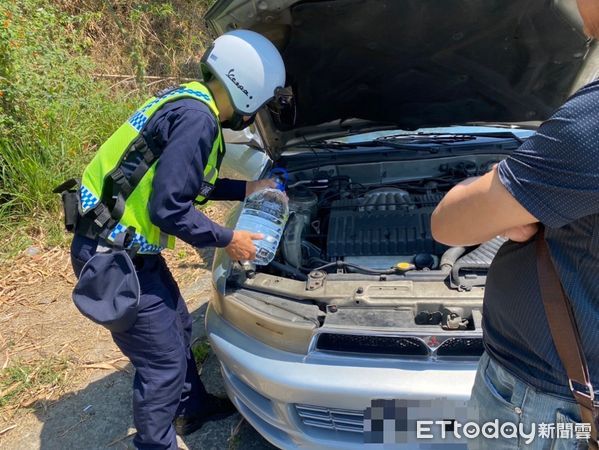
[
  {"left": 148, "top": 108, "right": 233, "bottom": 247},
  {"left": 148, "top": 107, "right": 262, "bottom": 259},
  {"left": 432, "top": 82, "right": 599, "bottom": 246},
  {"left": 431, "top": 166, "right": 538, "bottom": 246}
]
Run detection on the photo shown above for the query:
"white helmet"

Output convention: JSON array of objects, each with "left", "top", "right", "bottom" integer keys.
[{"left": 201, "top": 30, "right": 286, "bottom": 116}]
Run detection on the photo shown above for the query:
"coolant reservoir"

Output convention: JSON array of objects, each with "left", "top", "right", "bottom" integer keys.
[
  {"left": 288, "top": 186, "right": 317, "bottom": 225},
  {"left": 283, "top": 187, "right": 318, "bottom": 268},
  {"left": 235, "top": 187, "right": 289, "bottom": 265}
]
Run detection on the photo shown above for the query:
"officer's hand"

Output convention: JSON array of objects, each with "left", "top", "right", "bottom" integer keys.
[
  {"left": 246, "top": 178, "right": 277, "bottom": 197},
  {"left": 225, "top": 230, "right": 264, "bottom": 261},
  {"left": 500, "top": 223, "right": 540, "bottom": 242}
]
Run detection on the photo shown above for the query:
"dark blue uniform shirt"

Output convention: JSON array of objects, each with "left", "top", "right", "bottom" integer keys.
[
  {"left": 483, "top": 80, "right": 599, "bottom": 397},
  {"left": 143, "top": 98, "right": 245, "bottom": 248},
  {"left": 73, "top": 98, "right": 245, "bottom": 261}
]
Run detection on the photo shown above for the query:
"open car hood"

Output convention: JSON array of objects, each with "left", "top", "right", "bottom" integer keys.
[{"left": 206, "top": 0, "right": 594, "bottom": 152}]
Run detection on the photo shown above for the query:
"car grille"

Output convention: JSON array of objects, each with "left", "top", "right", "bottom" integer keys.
[
  {"left": 295, "top": 404, "right": 364, "bottom": 433},
  {"left": 436, "top": 337, "right": 484, "bottom": 357},
  {"left": 316, "top": 333, "right": 429, "bottom": 356},
  {"left": 314, "top": 333, "right": 483, "bottom": 358}
]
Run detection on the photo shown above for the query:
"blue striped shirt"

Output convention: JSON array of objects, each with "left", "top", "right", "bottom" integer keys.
[{"left": 483, "top": 80, "right": 599, "bottom": 397}]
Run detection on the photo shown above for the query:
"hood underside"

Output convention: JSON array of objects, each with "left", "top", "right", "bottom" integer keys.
[{"left": 206, "top": 0, "right": 591, "bottom": 133}]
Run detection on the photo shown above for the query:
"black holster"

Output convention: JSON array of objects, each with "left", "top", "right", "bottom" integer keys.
[{"left": 53, "top": 178, "right": 81, "bottom": 233}]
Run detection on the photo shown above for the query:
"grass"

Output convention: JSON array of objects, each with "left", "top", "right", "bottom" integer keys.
[
  {"left": 0, "top": 0, "right": 214, "bottom": 259},
  {"left": 0, "top": 357, "right": 71, "bottom": 410},
  {"left": 192, "top": 338, "right": 211, "bottom": 366},
  {"left": 228, "top": 432, "right": 242, "bottom": 450},
  {"left": 0, "top": 0, "right": 218, "bottom": 420},
  {"left": 0, "top": 0, "right": 141, "bottom": 258}
]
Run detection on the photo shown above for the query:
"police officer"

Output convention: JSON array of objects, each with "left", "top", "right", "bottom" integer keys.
[{"left": 69, "top": 30, "right": 286, "bottom": 449}]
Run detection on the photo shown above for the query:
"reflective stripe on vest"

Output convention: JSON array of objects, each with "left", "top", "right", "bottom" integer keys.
[{"left": 80, "top": 81, "right": 225, "bottom": 254}]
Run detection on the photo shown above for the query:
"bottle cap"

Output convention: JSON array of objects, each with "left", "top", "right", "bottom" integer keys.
[
  {"left": 269, "top": 167, "right": 288, "bottom": 191},
  {"left": 395, "top": 262, "right": 415, "bottom": 271}
]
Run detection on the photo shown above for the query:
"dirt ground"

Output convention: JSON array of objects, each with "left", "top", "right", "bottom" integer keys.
[{"left": 0, "top": 205, "right": 277, "bottom": 449}]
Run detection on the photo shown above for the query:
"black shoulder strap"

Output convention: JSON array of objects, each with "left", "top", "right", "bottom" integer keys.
[{"left": 76, "top": 133, "right": 162, "bottom": 241}]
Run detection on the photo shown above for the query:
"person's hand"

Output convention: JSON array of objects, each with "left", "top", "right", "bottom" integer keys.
[
  {"left": 246, "top": 178, "right": 277, "bottom": 197},
  {"left": 499, "top": 223, "right": 540, "bottom": 242},
  {"left": 225, "top": 230, "right": 264, "bottom": 261}
]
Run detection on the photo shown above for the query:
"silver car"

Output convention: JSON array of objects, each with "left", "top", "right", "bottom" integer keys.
[{"left": 204, "top": 1, "right": 597, "bottom": 448}]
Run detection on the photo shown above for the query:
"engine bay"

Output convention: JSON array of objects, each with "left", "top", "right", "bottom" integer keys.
[
  {"left": 219, "top": 148, "right": 522, "bottom": 351},
  {"left": 256, "top": 155, "right": 506, "bottom": 291}
]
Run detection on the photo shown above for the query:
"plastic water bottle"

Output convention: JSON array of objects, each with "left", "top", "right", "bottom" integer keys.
[{"left": 235, "top": 173, "right": 289, "bottom": 265}]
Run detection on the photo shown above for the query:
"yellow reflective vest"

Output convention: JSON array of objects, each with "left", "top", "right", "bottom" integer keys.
[{"left": 80, "top": 81, "right": 225, "bottom": 254}]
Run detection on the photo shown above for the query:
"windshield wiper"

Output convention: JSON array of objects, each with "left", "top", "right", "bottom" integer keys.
[
  {"left": 377, "top": 132, "right": 525, "bottom": 145},
  {"left": 292, "top": 131, "right": 524, "bottom": 151},
  {"left": 377, "top": 133, "right": 477, "bottom": 145},
  {"left": 293, "top": 139, "right": 439, "bottom": 152}
]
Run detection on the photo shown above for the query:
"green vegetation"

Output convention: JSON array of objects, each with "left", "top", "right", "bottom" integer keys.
[
  {"left": 0, "top": 0, "right": 137, "bottom": 254},
  {"left": 0, "top": 0, "right": 213, "bottom": 258},
  {"left": 0, "top": 357, "right": 70, "bottom": 409},
  {"left": 192, "top": 338, "right": 211, "bottom": 365}
]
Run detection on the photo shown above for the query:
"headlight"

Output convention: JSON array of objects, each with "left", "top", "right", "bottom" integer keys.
[
  {"left": 211, "top": 204, "right": 241, "bottom": 297},
  {"left": 210, "top": 284, "right": 319, "bottom": 355},
  {"left": 211, "top": 247, "right": 231, "bottom": 298},
  {"left": 209, "top": 204, "right": 319, "bottom": 354}
]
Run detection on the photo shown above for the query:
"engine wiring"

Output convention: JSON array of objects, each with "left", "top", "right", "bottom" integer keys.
[
  {"left": 303, "top": 260, "right": 398, "bottom": 275},
  {"left": 263, "top": 160, "right": 501, "bottom": 278}
]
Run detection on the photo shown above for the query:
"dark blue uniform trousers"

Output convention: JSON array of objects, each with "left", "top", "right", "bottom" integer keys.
[{"left": 71, "top": 236, "right": 210, "bottom": 449}]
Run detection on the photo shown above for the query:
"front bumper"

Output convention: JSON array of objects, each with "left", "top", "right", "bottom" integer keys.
[{"left": 205, "top": 303, "right": 478, "bottom": 449}]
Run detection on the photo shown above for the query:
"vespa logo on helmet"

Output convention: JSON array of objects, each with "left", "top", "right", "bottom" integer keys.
[{"left": 226, "top": 69, "right": 251, "bottom": 98}]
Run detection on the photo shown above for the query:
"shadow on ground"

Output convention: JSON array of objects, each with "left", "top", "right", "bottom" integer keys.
[{"left": 32, "top": 303, "right": 277, "bottom": 450}]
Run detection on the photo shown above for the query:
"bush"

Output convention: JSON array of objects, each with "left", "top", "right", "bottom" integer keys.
[
  {"left": 0, "top": 1, "right": 138, "bottom": 254},
  {"left": 0, "top": 0, "right": 213, "bottom": 257}
]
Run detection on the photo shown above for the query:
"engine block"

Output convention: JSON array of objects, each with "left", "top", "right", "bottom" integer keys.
[{"left": 326, "top": 193, "right": 447, "bottom": 257}]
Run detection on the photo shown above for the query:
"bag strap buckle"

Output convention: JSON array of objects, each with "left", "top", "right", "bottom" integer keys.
[
  {"left": 109, "top": 168, "right": 133, "bottom": 196},
  {"left": 109, "top": 226, "right": 140, "bottom": 257},
  {"left": 570, "top": 379, "right": 596, "bottom": 403},
  {"left": 92, "top": 204, "right": 111, "bottom": 228}
]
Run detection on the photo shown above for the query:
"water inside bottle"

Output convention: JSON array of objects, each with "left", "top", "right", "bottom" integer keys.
[{"left": 235, "top": 188, "right": 289, "bottom": 265}]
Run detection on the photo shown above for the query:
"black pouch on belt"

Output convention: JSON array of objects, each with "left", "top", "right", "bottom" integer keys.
[
  {"left": 53, "top": 178, "right": 81, "bottom": 232},
  {"left": 72, "top": 228, "right": 141, "bottom": 333}
]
